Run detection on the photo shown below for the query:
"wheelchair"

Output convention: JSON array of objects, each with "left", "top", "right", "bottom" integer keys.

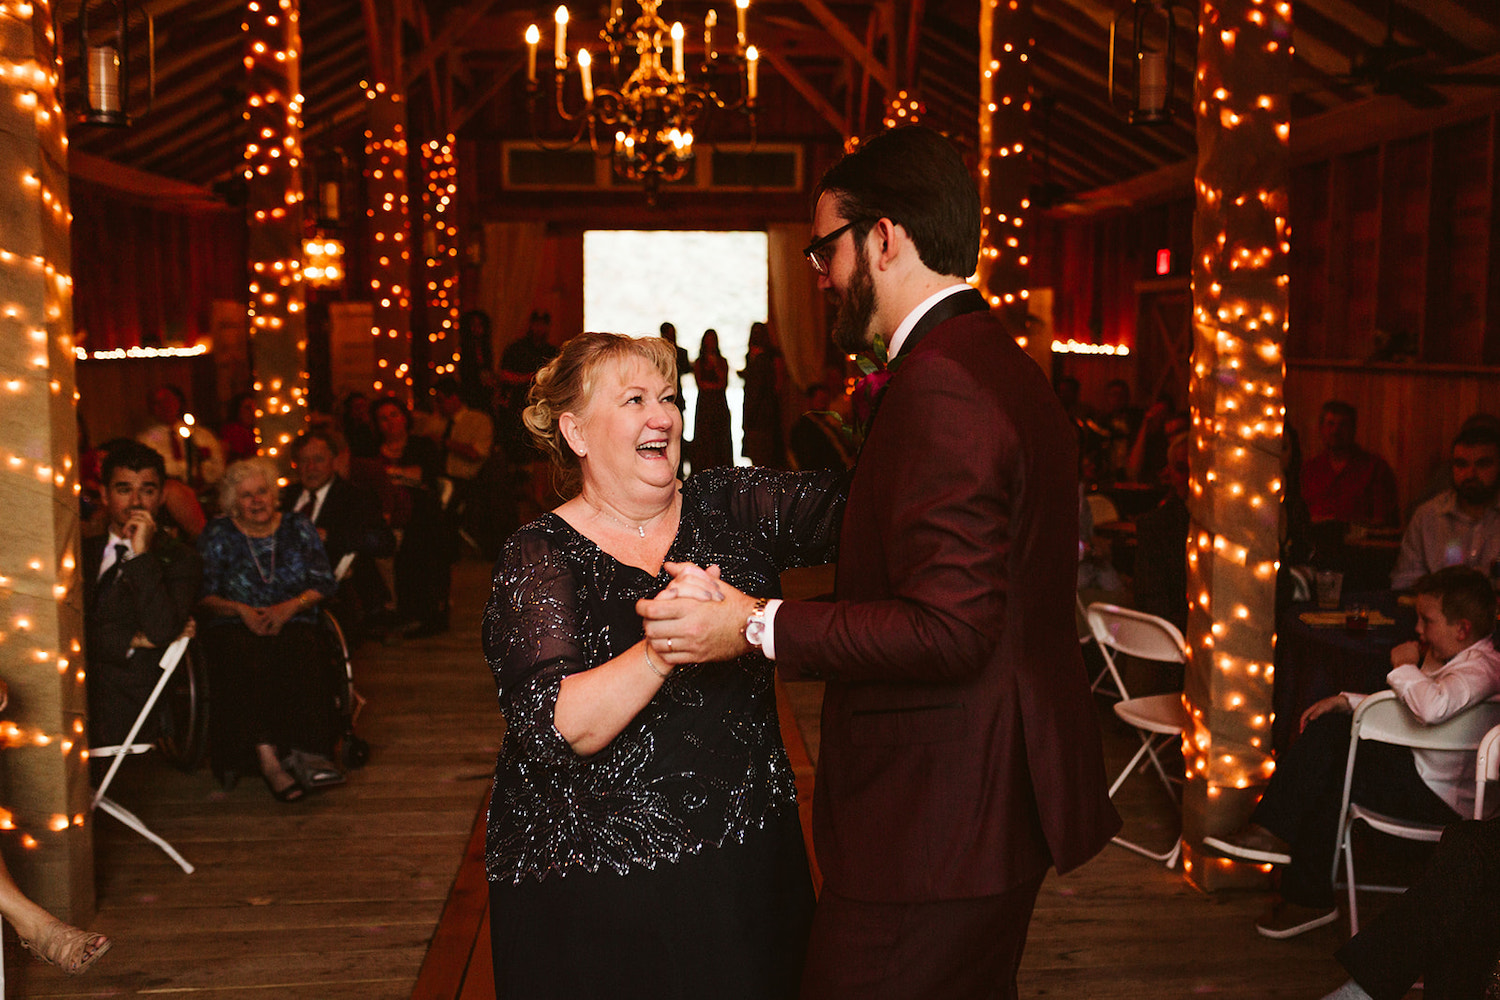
[{"left": 155, "top": 605, "right": 370, "bottom": 776}]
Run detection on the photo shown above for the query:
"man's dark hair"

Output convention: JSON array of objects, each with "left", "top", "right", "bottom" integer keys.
[
  {"left": 1320, "top": 400, "right": 1357, "bottom": 424},
  {"left": 101, "top": 439, "right": 166, "bottom": 485},
  {"left": 433, "top": 376, "right": 462, "bottom": 398},
  {"left": 814, "top": 126, "right": 981, "bottom": 279},
  {"left": 1412, "top": 565, "right": 1497, "bottom": 636},
  {"left": 290, "top": 427, "right": 344, "bottom": 458},
  {"left": 1453, "top": 422, "right": 1500, "bottom": 453}
]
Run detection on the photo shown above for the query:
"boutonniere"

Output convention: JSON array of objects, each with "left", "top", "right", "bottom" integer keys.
[{"left": 850, "top": 353, "right": 891, "bottom": 443}]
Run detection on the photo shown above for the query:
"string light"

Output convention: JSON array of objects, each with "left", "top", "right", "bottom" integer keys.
[
  {"left": 0, "top": 0, "right": 90, "bottom": 856},
  {"left": 1182, "top": 0, "right": 1291, "bottom": 850},
  {"left": 244, "top": 0, "right": 308, "bottom": 461},
  {"left": 364, "top": 81, "right": 411, "bottom": 394},
  {"left": 420, "top": 135, "right": 460, "bottom": 379},
  {"left": 975, "top": 0, "right": 1032, "bottom": 329}
]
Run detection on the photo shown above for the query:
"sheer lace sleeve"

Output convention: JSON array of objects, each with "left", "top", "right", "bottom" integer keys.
[
  {"left": 483, "top": 528, "right": 583, "bottom": 765},
  {"left": 687, "top": 467, "right": 847, "bottom": 572}
]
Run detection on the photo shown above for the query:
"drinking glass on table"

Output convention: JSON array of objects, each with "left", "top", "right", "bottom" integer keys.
[{"left": 1314, "top": 569, "right": 1343, "bottom": 609}]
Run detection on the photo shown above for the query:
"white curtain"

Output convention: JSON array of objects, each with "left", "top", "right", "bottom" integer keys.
[
  {"left": 479, "top": 221, "right": 547, "bottom": 352},
  {"left": 767, "top": 223, "right": 828, "bottom": 394}
]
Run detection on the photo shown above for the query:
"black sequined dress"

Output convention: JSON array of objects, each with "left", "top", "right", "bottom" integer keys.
[{"left": 482, "top": 467, "right": 845, "bottom": 999}]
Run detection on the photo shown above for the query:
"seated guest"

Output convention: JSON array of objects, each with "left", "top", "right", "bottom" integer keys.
[
  {"left": 433, "top": 376, "right": 494, "bottom": 510},
  {"left": 1323, "top": 816, "right": 1500, "bottom": 1000},
  {"left": 1300, "top": 400, "right": 1398, "bottom": 527},
  {"left": 1130, "top": 434, "right": 1191, "bottom": 633},
  {"left": 84, "top": 442, "right": 201, "bottom": 750},
  {"left": 197, "top": 458, "right": 338, "bottom": 801},
  {"left": 137, "top": 385, "right": 226, "bottom": 489},
  {"left": 1125, "top": 395, "right": 1188, "bottom": 485},
  {"left": 284, "top": 429, "right": 395, "bottom": 632},
  {"left": 219, "top": 391, "right": 259, "bottom": 462},
  {"left": 1391, "top": 423, "right": 1500, "bottom": 590},
  {"left": 1205, "top": 566, "right": 1500, "bottom": 938},
  {"left": 1099, "top": 379, "right": 1143, "bottom": 478},
  {"left": 365, "top": 396, "right": 452, "bottom": 637}
]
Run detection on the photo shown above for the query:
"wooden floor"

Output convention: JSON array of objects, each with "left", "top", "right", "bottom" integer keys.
[
  {"left": 10, "top": 558, "right": 1415, "bottom": 998},
  {"left": 12, "top": 557, "right": 502, "bottom": 999}
]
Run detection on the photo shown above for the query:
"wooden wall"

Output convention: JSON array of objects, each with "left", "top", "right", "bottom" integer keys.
[{"left": 1283, "top": 361, "right": 1500, "bottom": 520}]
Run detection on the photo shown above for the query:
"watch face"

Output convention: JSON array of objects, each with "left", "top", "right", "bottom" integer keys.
[{"left": 746, "top": 618, "right": 766, "bottom": 646}]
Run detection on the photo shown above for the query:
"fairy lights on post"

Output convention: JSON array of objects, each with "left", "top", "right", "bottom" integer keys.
[
  {"left": 975, "top": 0, "right": 1032, "bottom": 328},
  {"left": 1180, "top": 0, "right": 1292, "bottom": 890},
  {"left": 420, "top": 135, "right": 459, "bottom": 381},
  {"left": 0, "top": 0, "right": 95, "bottom": 921},
  {"left": 242, "top": 0, "right": 308, "bottom": 464},
  {"left": 364, "top": 81, "right": 412, "bottom": 396}
]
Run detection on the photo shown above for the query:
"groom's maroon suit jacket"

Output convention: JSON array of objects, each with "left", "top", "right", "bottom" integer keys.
[{"left": 776, "top": 289, "right": 1121, "bottom": 902}]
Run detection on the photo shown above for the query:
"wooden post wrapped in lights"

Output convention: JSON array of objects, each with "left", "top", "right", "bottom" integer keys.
[
  {"left": 1180, "top": 0, "right": 1292, "bottom": 890},
  {"left": 975, "top": 0, "right": 1032, "bottom": 329},
  {"left": 243, "top": 0, "right": 308, "bottom": 465},
  {"left": 421, "top": 135, "right": 460, "bottom": 380},
  {"left": 364, "top": 82, "right": 412, "bottom": 395},
  {"left": 0, "top": 0, "right": 95, "bottom": 922}
]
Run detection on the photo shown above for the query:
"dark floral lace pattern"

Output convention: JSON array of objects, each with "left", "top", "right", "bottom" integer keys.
[{"left": 483, "top": 466, "right": 845, "bottom": 884}]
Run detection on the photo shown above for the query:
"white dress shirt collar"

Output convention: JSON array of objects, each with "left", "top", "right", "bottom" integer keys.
[{"left": 885, "top": 282, "right": 973, "bottom": 362}]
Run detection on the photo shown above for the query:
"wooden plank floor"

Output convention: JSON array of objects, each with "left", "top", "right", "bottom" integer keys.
[
  {"left": 12, "top": 556, "right": 1418, "bottom": 998},
  {"left": 11, "top": 557, "right": 502, "bottom": 999}
]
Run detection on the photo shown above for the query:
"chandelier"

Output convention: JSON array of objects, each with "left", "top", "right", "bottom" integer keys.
[{"left": 526, "top": 0, "right": 759, "bottom": 203}]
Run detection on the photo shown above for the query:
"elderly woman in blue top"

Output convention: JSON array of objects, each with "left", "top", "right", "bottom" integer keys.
[
  {"left": 198, "top": 457, "right": 336, "bottom": 801},
  {"left": 483, "top": 332, "right": 845, "bottom": 999}
]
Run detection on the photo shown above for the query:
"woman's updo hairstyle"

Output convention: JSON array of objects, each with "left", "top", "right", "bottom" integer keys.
[{"left": 523, "top": 332, "right": 678, "bottom": 496}]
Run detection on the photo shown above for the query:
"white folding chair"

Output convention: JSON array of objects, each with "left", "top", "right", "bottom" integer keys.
[
  {"left": 332, "top": 551, "right": 355, "bottom": 583},
  {"left": 91, "top": 633, "right": 196, "bottom": 874},
  {"left": 1087, "top": 603, "right": 1191, "bottom": 866},
  {"left": 1333, "top": 690, "right": 1500, "bottom": 935},
  {"left": 1475, "top": 723, "right": 1500, "bottom": 820},
  {"left": 1084, "top": 599, "right": 1133, "bottom": 701}
]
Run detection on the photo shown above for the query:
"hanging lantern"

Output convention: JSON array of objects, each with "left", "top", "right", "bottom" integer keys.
[
  {"left": 1108, "top": 0, "right": 1191, "bottom": 125},
  {"left": 76, "top": 0, "right": 155, "bottom": 126}
]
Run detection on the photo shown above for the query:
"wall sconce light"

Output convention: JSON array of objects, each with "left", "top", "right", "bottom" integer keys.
[
  {"left": 1108, "top": 0, "right": 1191, "bottom": 125},
  {"left": 76, "top": 0, "right": 155, "bottom": 126}
]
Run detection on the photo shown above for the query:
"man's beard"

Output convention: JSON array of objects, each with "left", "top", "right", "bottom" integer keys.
[
  {"left": 1456, "top": 478, "right": 1499, "bottom": 507},
  {"left": 830, "top": 243, "right": 876, "bottom": 355}
]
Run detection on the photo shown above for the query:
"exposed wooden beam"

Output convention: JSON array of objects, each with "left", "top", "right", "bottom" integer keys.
[
  {"left": 403, "top": 0, "right": 505, "bottom": 89},
  {"left": 794, "top": 0, "right": 894, "bottom": 93},
  {"left": 762, "top": 48, "right": 848, "bottom": 138},
  {"left": 451, "top": 59, "right": 522, "bottom": 133},
  {"left": 69, "top": 149, "right": 227, "bottom": 210}
]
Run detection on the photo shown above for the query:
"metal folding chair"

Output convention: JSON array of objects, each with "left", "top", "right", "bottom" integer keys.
[
  {"left": 1087, "top": 602, "right": 1191, "bottom": 867},
  {"left": 90, "top": 632, "right": 196, "bottom": 874},
  {"left": 1333, "top": 690, "right": 1500, "bottom": 934}
]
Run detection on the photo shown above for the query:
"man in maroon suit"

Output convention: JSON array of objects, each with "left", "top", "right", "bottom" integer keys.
[{"left": 638, "top": 126, "right": 1119, "bottom": 999}]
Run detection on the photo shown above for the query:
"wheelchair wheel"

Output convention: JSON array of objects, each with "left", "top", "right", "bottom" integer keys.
[{"left": 156, "top": 639, "right": 209, "bottom": 772}]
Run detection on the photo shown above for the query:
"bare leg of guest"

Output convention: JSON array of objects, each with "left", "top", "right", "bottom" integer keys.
[{"left": 0, "top": 854, "right": 110, "bottom": 974}]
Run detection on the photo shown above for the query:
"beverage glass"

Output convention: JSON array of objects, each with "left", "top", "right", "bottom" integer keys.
[{"left": 1315, "top": 570, "right": 1343, "bottom": 610}]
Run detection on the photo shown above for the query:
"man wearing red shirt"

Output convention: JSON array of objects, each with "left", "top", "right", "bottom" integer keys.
[{"left": 1301, "top": 400, "right": 1399, "bottom": 526}]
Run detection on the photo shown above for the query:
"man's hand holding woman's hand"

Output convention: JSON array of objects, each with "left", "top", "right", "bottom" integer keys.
[{"left": 639, "top": 562, "right": 759, "bottom": 666}]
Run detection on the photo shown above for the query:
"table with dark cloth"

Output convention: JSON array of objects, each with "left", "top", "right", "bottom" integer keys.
[{"left": 1272, "top": 589, "right": 1416, "bottom": 751}]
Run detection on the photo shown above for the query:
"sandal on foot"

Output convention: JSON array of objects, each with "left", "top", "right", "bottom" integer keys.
[{"left": 21, "top": 918, "right": 112, "bottom": 974}]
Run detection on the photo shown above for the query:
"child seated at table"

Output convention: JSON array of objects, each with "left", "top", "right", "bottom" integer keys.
[{"left": 1204, "top": 565, "right": 1500, "bottom": 939}]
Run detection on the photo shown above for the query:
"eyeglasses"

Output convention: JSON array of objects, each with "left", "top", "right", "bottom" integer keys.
[{"left": 802, "top": 220, "right": 861, "bottom": 275}]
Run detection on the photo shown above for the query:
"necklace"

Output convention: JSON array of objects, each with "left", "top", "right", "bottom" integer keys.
[
  {"left": 241, "top": 526, "right": 277, "bottom": 583},
  {"left": 586, "top": 499, "right": 669, "bottom": 538}
]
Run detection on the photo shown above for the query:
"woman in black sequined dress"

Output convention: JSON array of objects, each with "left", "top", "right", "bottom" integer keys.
[{"left": 483, "top": 333, "right": 844, "bottom": 999}]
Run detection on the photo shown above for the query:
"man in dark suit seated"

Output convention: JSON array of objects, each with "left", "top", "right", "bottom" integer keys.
[
  {"left": 283, "top": 429, "right": 396, "bottom": 637},
  {"left": 84, "top": 442, "right": 201, "bottom": 751}
]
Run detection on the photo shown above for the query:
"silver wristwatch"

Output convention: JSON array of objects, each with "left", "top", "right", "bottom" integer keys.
[{"left": 744, "top": 598, "right": 769, "bottom": 649}]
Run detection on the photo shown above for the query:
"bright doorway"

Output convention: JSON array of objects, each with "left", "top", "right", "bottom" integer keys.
[{"left": 583, "top": 230, "right": 768, "bottom": 464}]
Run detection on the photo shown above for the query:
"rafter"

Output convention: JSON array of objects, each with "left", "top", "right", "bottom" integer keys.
[
  {"left": 794, "top": 0, "right": 894, "bottom": 93},
  {"left": 763, "top": 48, "right": 848, "bottom": 137}
]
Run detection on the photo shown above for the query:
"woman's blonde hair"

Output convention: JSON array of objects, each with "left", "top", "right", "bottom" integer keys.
[
  {"left": 219, "top": 456, "right": 281, "bottom": 514},
  {"left": 523, "top": 332, "right": 678, "bottom": 496}
]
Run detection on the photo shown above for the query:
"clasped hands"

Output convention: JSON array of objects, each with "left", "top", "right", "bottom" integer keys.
[
  {"left": 235, "top": 599, "right": 303, "bottom": 636},
  {"left": 638, "top": 562, "right": 760, "bottom": 666}
]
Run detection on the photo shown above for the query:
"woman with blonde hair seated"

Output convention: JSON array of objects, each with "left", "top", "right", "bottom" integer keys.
[{"left": 197, "top": 457, "right": 337, "bottom": 800}]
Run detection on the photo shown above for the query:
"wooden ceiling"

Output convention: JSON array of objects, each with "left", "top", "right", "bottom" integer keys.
[{"left": 59, "top": 0, "right": 1500, "bottom": 209}]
